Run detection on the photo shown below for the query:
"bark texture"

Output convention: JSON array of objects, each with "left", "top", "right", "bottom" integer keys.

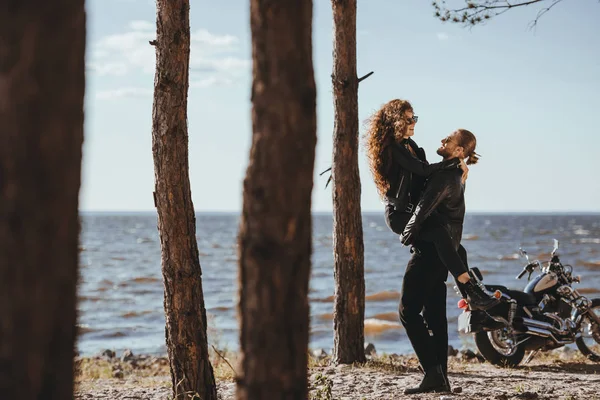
[
  {"left": 237, "top": 0, "right": 317, "bottom": 399},
  {"left": 0, "top": 1, "right": 86, "bottom": 398},
  {"left": 331, "top": 0, "right": 366, "bottom": 365},
  {"left": 151, "top": 1, "right": 217, "bottom": 399}
]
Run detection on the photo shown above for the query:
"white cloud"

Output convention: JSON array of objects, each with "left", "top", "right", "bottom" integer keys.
[
  {"left": 129, "top": 20, "right": 154, "bottom": 31},
  {"left": 88, "top": 21, "right": 249, "bottom": 82},
  {"left": 191, "top": 76, "right": 234, "bottom": 88},
  {"left": 437, "top": 32, "right": 449, "bottom": 41},
  {"left": 87, "top": 62, "right": 128, "bottom": 76},
  {"left": 191, "top": 56, "right": 251, "bottom": 74},
  {"left": 96, "top": 87, "right": 153, "bottom": 100},
  {"left": 192, "top": 29, "right": 238, "bottom": 48}
]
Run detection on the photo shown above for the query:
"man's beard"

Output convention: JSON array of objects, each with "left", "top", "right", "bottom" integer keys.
[{"left": 437, "top": 147, "right": 450, "bottom": 158}]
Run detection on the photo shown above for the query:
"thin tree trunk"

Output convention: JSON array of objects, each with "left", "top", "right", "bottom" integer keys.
[
  {"left": 0, "top": 1, "right": 85, "bottom": 398},
  {"left": 237, "top": 0, "right": 317, "bottom": 399},
  {"left": 151, "top": 1, "right": 217, "bottom": 399},
  {"left": 331, "top": 0, "right": 366, "bottom": 365}
]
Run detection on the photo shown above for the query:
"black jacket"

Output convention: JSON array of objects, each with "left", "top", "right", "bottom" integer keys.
[
  {"left": 401, "top": 168, "right": 466, "bottom": 249},
  {"left": 385, "top": 138, "right": 460, "bottom": 211}
]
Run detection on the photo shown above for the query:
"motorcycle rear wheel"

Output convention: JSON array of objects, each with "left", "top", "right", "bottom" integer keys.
[
  {"left": 575, "top": 298, "right": 600, "bottom": 362},
  {"left": 475, "top": 329, "right": 525, "bottom": 367}
]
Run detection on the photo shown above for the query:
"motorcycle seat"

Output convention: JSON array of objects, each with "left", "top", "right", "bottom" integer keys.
[{"left": 485, "top": 284, "right": 538, "bottom": 306}]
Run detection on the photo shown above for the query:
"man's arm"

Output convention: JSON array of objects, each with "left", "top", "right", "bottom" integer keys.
[
  {"left": 392, "top": 145, "right": 459, "bottom": 177},
  {"left": 400, "top": 172, "right": 450, "bottom": 245}
]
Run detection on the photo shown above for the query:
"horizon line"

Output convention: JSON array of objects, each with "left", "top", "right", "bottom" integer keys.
[{"left": 80, "top": 209, "right": 600, "bottom": 215}]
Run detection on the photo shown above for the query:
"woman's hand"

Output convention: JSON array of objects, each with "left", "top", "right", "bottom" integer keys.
[{"left": 459, "top": 159, "right": 469, "bottom": 184}]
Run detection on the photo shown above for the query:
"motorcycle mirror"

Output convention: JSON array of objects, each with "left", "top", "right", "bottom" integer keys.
[
  {"left": 519, "top": 247, "right": 530, "bottom": 262},
  {"left": 551, "top": 239, "right": 559, "bottom": 256}
]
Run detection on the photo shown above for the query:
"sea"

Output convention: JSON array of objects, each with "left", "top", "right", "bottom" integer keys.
[{"left": 78, "top": 212, "right": 600, "bottom": 357}]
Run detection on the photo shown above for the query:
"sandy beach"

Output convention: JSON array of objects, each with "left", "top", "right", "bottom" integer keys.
[{"left": 75, "top": 346, "right": 600, "bottom": 399}]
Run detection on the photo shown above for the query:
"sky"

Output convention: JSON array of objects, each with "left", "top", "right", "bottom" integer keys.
[{"left": 82, "top": 0, "right": 600, "bottom": 213}]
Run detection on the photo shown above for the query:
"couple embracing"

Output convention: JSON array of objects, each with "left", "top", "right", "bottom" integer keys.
[{"left": 364, "top": 99, "right": 499, "bottom": 394}]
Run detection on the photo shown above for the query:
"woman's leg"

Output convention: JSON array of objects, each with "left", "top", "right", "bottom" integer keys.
[
  {"left": 417, "top": 223, "right": 468, "bottom": 281},
  {"left": 417, "top": 222, "right": 499, "bottom": 310},
  {"left": 384, "top": 205, "right": 411, "bottom": 235}
]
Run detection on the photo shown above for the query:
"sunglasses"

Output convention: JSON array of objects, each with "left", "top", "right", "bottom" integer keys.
[
  {"left": 443, "top": 136, "right": 460, "bottom": 145},
  {"left": 407, "top": 115, "right": 419, "bottom": 124}
]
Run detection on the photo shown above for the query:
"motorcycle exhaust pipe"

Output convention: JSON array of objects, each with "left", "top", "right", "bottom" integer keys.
[
  {"left": 523, "top": 326, "right": 552, "bottom": 338},
  {"left": 521, "top": 317, "right": 569, "bottom": 336},
  {"left": 520, "top": 318, "right": 574, "bottom": 345}
]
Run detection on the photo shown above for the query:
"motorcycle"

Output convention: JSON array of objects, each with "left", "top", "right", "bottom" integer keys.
[{"left": 457, "top": 239, "right": 600, "bottom": 367}]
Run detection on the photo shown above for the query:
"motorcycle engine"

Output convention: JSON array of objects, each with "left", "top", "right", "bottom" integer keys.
[{"left": 557, "top": 299, "right": 573, "bottom": 320}]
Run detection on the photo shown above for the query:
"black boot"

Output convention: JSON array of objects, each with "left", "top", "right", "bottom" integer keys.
[
  {"left": 404, "top": 365, "right": 450, "bottom": 395},
  {"left": 458, "top": 270, "right": 500, "bottom": 311},
  {"left": 441, "top": 364, "right": 451, "bottom": 392}
]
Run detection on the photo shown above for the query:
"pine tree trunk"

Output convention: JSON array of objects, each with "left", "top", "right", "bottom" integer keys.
[
  {"left": 0, "top": 1, "right": 85, "bottom": 398},
  {"left": 151, "top": 1, "right": 217, "bottom": 399},
  {"left": 331, "top": 0, "right": 366, "bottom": 365},
  {"left": 237, "top": 0, "right": 316, "bottom": 399}
]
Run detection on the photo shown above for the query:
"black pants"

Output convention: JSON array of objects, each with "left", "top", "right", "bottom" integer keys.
[
  {"left": 398, "top": 241, "right": 449, "bottom": 373},
  {"left": 384, "top": 204, "right": 469, "bottom": 280}
]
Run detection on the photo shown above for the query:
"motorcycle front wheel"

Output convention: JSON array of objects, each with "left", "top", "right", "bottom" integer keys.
[
  {"left": 575, "top": 298, "right": 600, "bottom": 362},
  {"left": 475, "top": 328, "right": 525, "bottom": 367}
]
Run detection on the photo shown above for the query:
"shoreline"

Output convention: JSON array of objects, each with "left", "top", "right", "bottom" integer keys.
[{"left": 75, "top": 346, "right": 600, "bottom": 399}]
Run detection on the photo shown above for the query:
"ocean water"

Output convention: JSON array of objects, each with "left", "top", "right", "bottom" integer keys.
[{"left": 78, "top": 212, "right": 600, "bottom": 356}]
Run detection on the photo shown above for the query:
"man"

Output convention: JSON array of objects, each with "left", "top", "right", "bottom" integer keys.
[{"left": 399, "top": 129, "right": 487, "bottom": 394}]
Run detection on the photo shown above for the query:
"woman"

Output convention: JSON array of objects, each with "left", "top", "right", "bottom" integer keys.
[{"left": 364, "top": 99, "right": 495, "bottom": 309}]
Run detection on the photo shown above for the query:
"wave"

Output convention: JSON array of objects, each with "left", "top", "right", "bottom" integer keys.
[
  {"left": 311, "top": 291, "right": 400, "bottom": 303},
  {"left": 209, "top": 306, "right": 231, "bottom": 312},
  {"left": 369, "top": 312, "right": 399, "bottom": 322},
  {"left": 78, "top": 296, "right": 103, "bottom": 303},
  {"left": 366, "top": 291, "right": 400, "bottom": 302},
  {"left": 311, "top": 295, "right": 334, "bottom": 303},
  {"left": 77, "top": 324, "right": 95, "bottom": 334},
  {"left": 317, "top": 313, "right": 334, "bottom": 321},
  {"left": 578, "top": 260, "right": 600, "bottom": 268},
  {"left": 130, "top": 277, "right": 161, "bottom": 284},
  {"left": 498, "top": 254, "right": 520, "bottom": 261},
  {"left": 117, "top": 277, "right": 161, "bottom": 288},
  {"left": 100, "top": 331, "right": 128, "bottom": 338},
  {"left": 462, "top": 234, "right": 479, "bottom": 241},
  {"left": 364, "top": 318, "right": 402, "bottom": 335},
  {"left": 578, "top": 238, "right": 600, "bottom": 244},
  {"left": 577, "top": 287, "right": 600, "bottom": 294},
  {"left": 121, "top": 311, "right": 153, "bottom": 318}
]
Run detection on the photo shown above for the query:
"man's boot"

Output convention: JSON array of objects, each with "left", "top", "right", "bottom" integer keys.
[
  {"left": 441, "top": 363, "right": 451, "bottom": 392},
  {"left": 457, "top": 270, "right": 500, "bottom": 311},
  {"left": 404, "top": 365, "right": 450, "bottom": 395}
]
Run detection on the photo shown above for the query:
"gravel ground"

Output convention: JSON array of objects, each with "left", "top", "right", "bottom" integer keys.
[{"left": 75, "top": 349, "right": 600, "bottom": 399}]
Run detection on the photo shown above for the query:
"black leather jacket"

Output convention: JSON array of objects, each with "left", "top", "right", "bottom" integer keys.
[
  {"left": 401, "top": 168, "right": 465, "bottom": 249},
  {"left": 385, "top": 138, "right": 460, "bottom": 211}
]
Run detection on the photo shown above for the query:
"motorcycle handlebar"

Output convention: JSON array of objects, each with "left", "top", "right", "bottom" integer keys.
[{"left": 516, "top": 268, "right": 528, "bottom": 279}]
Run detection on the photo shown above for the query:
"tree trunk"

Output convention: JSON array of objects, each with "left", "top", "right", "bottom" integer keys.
[
  {"left": 0, "top": 1, "right": 85, "bottom": 398},
  {"left": 331, "top": 0, "right": 366, "bottom": 365},
  {"left": 237, "top": 1, "right": 316, "bottom": 399},
  {"left": 151, "top": 1, "right": 217, "bottom": 399}
]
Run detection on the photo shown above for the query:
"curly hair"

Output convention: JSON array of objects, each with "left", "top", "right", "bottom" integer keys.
[{"left": 363, "top": 99, "right": 413, "bottom": 197}]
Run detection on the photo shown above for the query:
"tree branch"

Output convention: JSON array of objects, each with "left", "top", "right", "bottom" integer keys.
[
  {"left": 211, "top": 345, "right": 237, "bottom": 376},
  {"left": 358, "top": 71, "right": 374, "bottom": 83},
  {"left": 528, "top": 0, "right": 567, "bottom": 29},
  {"left": 432, "top": 0, "right": 571, "bottom": 27}
]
